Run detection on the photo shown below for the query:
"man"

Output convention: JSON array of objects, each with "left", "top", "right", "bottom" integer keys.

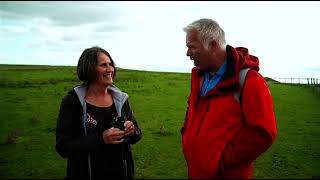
[{"left": 181, "top": 18, "right": 277, "bottom": 179}]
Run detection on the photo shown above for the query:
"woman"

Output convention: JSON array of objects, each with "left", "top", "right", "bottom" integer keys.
[{"left": 56, "top": 46, "right": 142, "bottom": 179}]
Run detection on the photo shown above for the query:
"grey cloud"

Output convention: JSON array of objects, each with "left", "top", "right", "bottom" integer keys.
[
  {"left": 94, "top": 22, "right": 126, "bottom": 33},
  {"left": 305, "top": 67, "right": 320, "bottom": 72},
  {"left": 61, "top": 35, "right": 74, "bottom": 42},
  {"left": 0, "top": 25, "right": 27, "bottom": 33},
  {"left": 27, "top": 39, "right": 61, "bottom": 49},
  {"left": 27, "top": 34, "right": 113, "bottom": 52},
  {"left": 27, "top": 38, "right": 80, "bottom": 52},
  {"left": 59, "top": 22, "right": 124, "bottom": 42},
  {"left": 0, "top": 1, "right": 124, "bottom": 27},
  {"left": 1, "top": 1, "right": 128, "bottom": 50}
]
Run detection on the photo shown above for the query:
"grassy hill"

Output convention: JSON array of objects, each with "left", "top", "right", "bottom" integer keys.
[{"left": 0, "top": 64, "right": 319, "bottom": 178}]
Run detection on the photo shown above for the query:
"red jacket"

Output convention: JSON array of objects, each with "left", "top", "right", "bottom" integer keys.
[{"left": 181, "top": 45, "right": 277, "bottom": 179}]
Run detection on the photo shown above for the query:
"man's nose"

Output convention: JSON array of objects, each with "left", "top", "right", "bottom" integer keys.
[{"left": 186, "top": 49, "right": 192, "bottom": 57}]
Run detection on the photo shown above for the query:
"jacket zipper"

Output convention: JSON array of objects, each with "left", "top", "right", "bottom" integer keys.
[
  {"left": 195, "top": 103, "right": 209, "bottom": 135},
  {"left": 122, "top": 141, "right": 128, "bottom": 179},
  {"left": 83, "top": 102, "right": 92, "bottom": 180}
]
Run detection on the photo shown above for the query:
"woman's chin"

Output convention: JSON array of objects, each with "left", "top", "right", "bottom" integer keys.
[{"left": 105, "top": 80, "right": 113, "bottom": 86}]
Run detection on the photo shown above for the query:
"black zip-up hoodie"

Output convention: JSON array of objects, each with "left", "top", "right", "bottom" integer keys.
[{"left": 56, "top": 84, "right": 142, "bottom": 179}]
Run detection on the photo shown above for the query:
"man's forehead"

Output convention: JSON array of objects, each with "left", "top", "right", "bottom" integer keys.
[{"left": 186, "top": 30, "right": 199, "bottom": 43}]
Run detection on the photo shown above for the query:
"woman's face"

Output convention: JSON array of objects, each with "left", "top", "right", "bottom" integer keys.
[{"left": 93, "top": 52, "right": 114, "bottom": 86}]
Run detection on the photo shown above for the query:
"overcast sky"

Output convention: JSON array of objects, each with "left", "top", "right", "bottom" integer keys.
[{"left": 1, "top": 1, "right": 320, "bottom": 78}]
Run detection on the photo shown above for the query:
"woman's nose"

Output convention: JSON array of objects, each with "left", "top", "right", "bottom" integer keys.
[{"left": 106, "top": 64, "right": 113, "bottom": 71}]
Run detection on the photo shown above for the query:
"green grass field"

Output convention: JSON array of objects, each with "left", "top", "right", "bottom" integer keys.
[{"left": 0, "top": 64, "right": 319, "bottom": 178}]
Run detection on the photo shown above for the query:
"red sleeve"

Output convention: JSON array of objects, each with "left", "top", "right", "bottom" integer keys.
[
  {"left": 181, "top": 68, "right": 198, "bottom": 135},
  {"left": 221, "top": 71, "right": 277, "bottom": 167}
]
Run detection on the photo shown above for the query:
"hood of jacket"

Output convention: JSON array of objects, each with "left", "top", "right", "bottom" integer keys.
[
  {"left": 192, "top": 45, "right": 260, "bottom": 97},
  {"left": 74, "top": 83, "right": 128, "bottom": 118}
]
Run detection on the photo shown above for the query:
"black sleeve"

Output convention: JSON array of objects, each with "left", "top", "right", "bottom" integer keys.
[
  {"left": 123, "top": 99, "right": 142, "bottom": 144},
  {"left": 55, "top": 91, "right": 104, "bottom": 158}
]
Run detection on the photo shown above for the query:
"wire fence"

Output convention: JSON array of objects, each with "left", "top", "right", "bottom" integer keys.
[{"left": 271, "top": 77, "right": 320, "bottom": 86}]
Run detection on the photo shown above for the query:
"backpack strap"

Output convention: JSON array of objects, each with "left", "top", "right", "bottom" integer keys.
[{"left": 234, "top": 68, "right": 250, "bottom": 103}]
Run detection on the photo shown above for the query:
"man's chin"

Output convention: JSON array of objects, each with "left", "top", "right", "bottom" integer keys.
[{"left": 195, "top": 65, "right": 204, "bottom": 70}]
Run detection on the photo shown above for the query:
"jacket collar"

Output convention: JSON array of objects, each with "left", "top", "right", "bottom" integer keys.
[
  {"left": 193, "top": 45, "right": 259, "bottom": 98},
  {"left": 74, "top": 83, "right": 128, "bottom": 117}
]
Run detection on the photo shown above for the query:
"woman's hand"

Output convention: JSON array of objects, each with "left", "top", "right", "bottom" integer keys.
[
  {"left": 124, "top": 120, "right": 135, "bottom": 136},
  {"left": 102, "top": 127, "right": 125, "bottom": 144}
]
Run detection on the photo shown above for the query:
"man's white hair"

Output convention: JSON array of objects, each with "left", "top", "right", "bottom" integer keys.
[{"left": 183, "top": 18, "right": 226, "bottom": 49}]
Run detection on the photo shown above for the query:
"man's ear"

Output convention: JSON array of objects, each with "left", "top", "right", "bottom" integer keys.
[{"left": 208, "top": 40, "right": 218, "bottom": 50}]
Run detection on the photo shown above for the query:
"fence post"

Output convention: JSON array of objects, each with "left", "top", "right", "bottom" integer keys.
[{"left": 312, "top": 78, "right": 315, "bottom": 86}]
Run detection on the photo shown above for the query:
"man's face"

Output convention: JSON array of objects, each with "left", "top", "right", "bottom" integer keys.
[{"left": 186, "top": 29, "right": 213, "bottom": 71}]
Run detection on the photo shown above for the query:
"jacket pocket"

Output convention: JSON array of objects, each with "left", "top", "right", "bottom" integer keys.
[
  {"left": 188, "top": 136, "right": 221, "bottom": 178},
  {"left": 220, "top": 161, "right": 253, "bottom": 179}
]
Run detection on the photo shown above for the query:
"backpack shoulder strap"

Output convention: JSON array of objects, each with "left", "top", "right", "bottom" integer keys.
[{"left": 234, "top": 68, "right": 250, "bottom": 103}]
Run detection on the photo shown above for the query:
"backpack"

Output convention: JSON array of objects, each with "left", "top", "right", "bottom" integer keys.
[{"left": 233, "top": 68, "right": 250, "bottom": 104}]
